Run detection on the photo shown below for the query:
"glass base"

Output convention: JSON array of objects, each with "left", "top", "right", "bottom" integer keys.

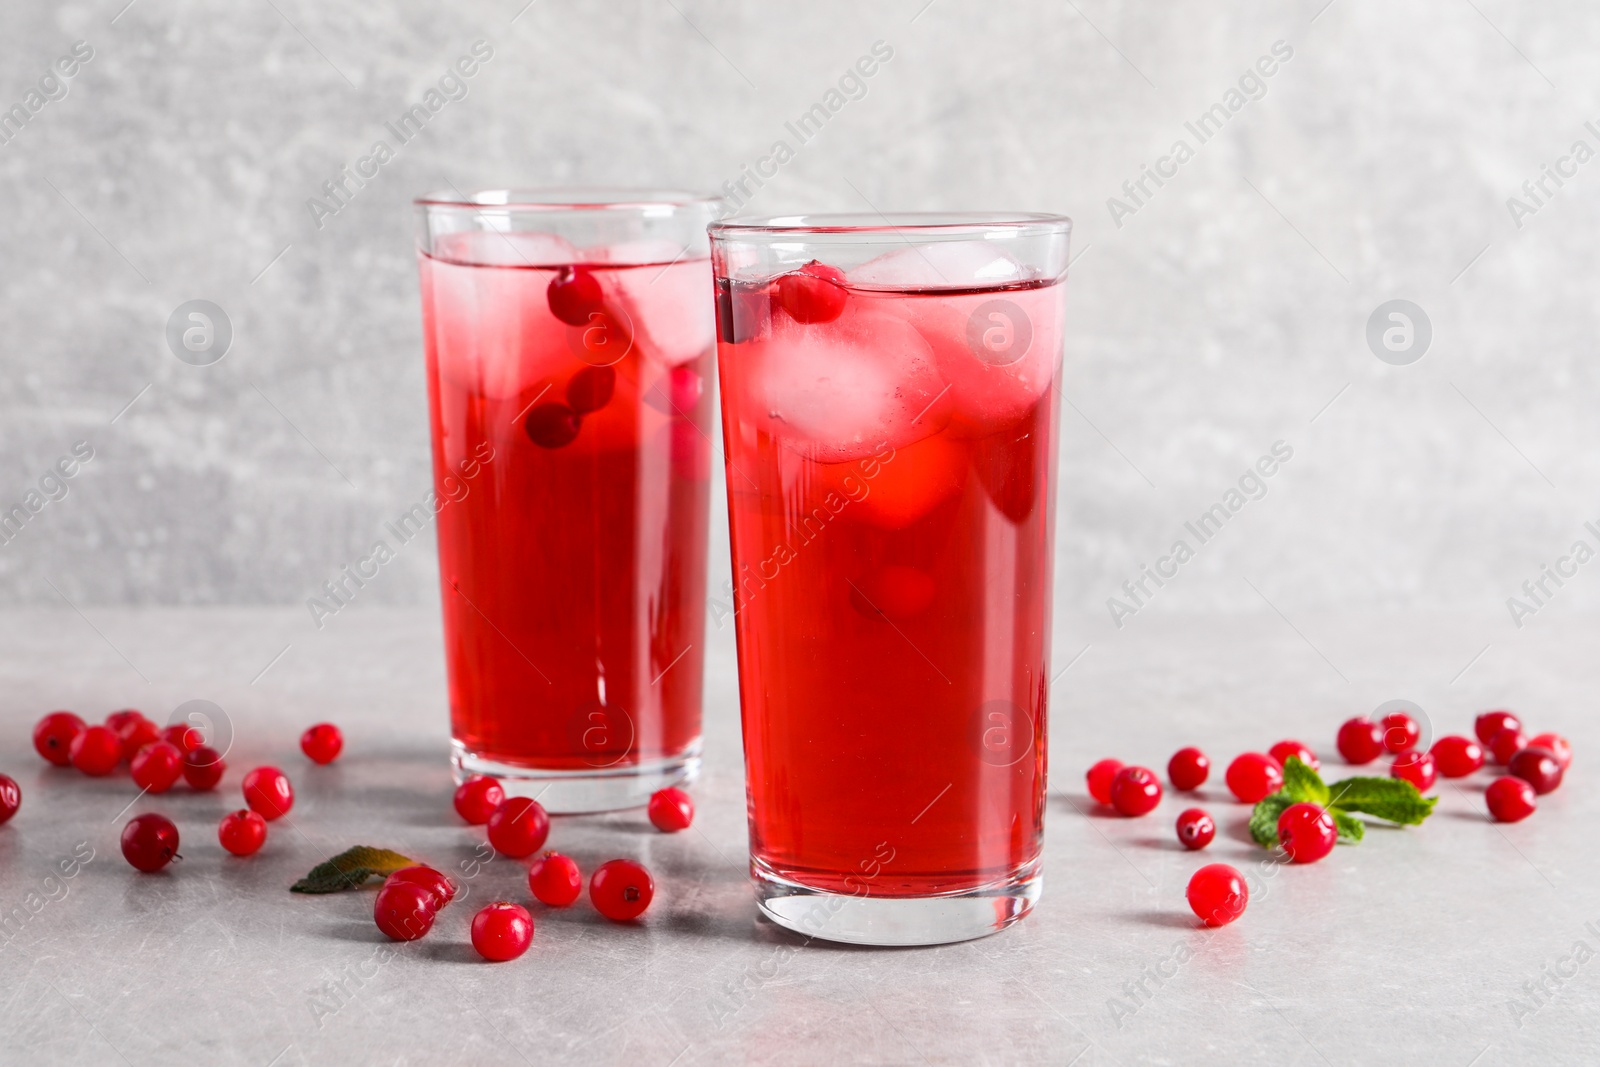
[
  {"left": 751, "top": 855, "right": 1041, "bottom": 946},
  {"left": 451, "top": 740, "right": 700, "bottom": 814}
]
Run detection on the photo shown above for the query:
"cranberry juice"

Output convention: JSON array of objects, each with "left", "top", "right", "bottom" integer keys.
[
  {"left": 419, "top": 233, "right": 711, "bottom": 773},
  {"left": 716, "top": 265, "right": 1063, "bottom": 897}
]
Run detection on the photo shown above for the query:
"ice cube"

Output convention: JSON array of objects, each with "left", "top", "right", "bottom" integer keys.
[
  {"left": 608, "top": 257, "right": 716, "bottom": 367},
  {"left": 848, "top": 241, "right": 1025, "bottom": 290},
  {"left": 423, "top": 257, "right": 570, "bottom": 400},
  {"left": 431, "top": 230, "right": 579, "bottom": 267},
  {"left": 904, "top": 283, "right": 1064, "bottom": 428}
]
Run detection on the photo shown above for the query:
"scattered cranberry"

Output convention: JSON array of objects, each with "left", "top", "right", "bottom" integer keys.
[
  {"left": 454, "top": 775, "right": 505, "bottom": 825},
  {"left": 1528, "top": 733, "right": 1572, "bottom": 770},
  {"left": 1336, "top": 717, "right": 1385, "bottom": 765},
  {"left": 524, "top": 402, "right": 583, "bottom": 449},
  {"left": 0, "top": 775, "right": 19, "bottom": 825},
  {"left": 242, "top": 766, "right": 294, "bottom": 820},
  {"left": 590, "top": 859, "right": 654, "bottom": 922},
  {"left": 1167, "top": 748, "right": 1210, "bottom": 791},
  {"left": 1488, "top": 727, "right": 1527, "bottom": 766},
  {"left": 1277, "top": 802, "right": 1337, "bottom": 863},
  {"left": 775, "top": 261, "right": 849, "bottom": 325},
  {"left": 486, "top": 796, "right": 550, "bottom": 858},
  {"left": 105, "top": 709, "right": 146, "bottom": 734},
  {"left": 218, "top": 809, "right": 267, "bottom": 856},
  {"left": 1431, "top": 735, "right": 1484, "bottom": 778},
  {"left": 1268, "top": 740, "right": 1319, "bottom": 771},
  {"left": 1225, "top": 753, "right": 1283, "bottom": 803},
  {"left": 121, "top": 813, "right": 179, "bottom": 872},
  {"left": 131, "top": 741, "right": 184, "bottom": 794},
  {"left": 69, "top": 725, "right": 122, "bottom": 777},
  {"left": 1175, "top": 807, "right": 1215, "bottom": 850},
  {"left": 1508, "top": 745, "right": 1564, "bottom": 795},
  {"left": 528, "top": 852, "right": 583, "bottom": 907},
  {"left": 472, "top": 901, "right": 534, "bottom": 961},
  {"left": 1110, "top": 766, "right": 1162, "bottom": 816},
  {"left": 385, "top": 866, "right": 456, "bottom": 911},
  {"left": 566, "top": 366, "right": 616, "bottom": 414},
  {"left": 1475, "top": 710, "right": 1521, "bottom": 745},
  {"left": 1380, "top": 712, "right": 1421, "bottom": 753},
  {"left": 1187, "top": 863, "right": 1248, "bottom": 927},
  {"left": 1390, "top": 750, "right": 1437, "bottom": 793},
  {"left": 117, "top": 718, "right": 161, "bottom": 762},
  {"left": 374, "top": 882, "right": 435, "bottom": 941},
  {"left": 670, "top": 366, "right": 703, "bottom": 412},
  {"left": 647, "top": 787, "right": 694, "bottom": 832},
  {"left": 546, "top": 266, "right": 606, "bottom": 326},
  {"left": 1085, "top": 758, "right": 1123, "bottom": 806},
  {"left": 296, "top": 723, "right": 343, "bottom": 765},
  {"left": 163, "top": 723, "right": 204, "bottom": 754},
  {"left": 1486, "top": 776, "right": 1537, "bottom": 822},
  {"left": 183, "top": 746, "right": 226, "bottom": 791},
  {"left": 33, "top": 711, "right": 85, "bottom": 766}
]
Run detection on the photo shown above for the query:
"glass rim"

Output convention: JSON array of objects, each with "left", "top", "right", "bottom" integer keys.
[
  {"left": 708, "top": 212, "right": 1072, "bottom": 238},
  {"left": 414, "top": 187, "right": 725, "bottom": 213}
]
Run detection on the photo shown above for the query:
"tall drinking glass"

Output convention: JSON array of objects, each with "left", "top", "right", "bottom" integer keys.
[
  {"left": 414, "top": 189, "right": 721, "bottom": 811},
  {"left": 709, "top": 213, "right": 1071, "bottom": 944}
]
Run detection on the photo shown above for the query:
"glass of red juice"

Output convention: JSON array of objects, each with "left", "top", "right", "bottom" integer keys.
[
  {"left": 709, "top": 213, "right": 1071, "bottom": 944},
  {"left": 414, "top": 189, "right": 721, "bottom": 811}
]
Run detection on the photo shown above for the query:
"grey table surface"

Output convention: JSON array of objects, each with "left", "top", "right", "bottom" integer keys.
[{"left": 0, "top": 606, "right": 1594, "bottom": 1066}]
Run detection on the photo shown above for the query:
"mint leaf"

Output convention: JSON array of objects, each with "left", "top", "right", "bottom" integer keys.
[
  {"left": 290, "top": 846, "right": 415, "bottom": 894},
  {"left": 1281, "top": 756, "right": 1329, "bottom": 805},
  {"left": 1325, "top": 776, "right": 1437, "bottom": 825},
  {"left": 1330, "top": 808, "right": 1365, "bottom": 842},
  {"left": 1250, "top": 792, "right": 1295, "bottom": 847}
]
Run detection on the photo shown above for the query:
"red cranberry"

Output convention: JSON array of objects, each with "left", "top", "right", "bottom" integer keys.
[
  {"left": 590, "top": 859, "right": 654, "bottom": 922},
  {"left": 454, "top": 775, "right": 505, "bottom": 825},
  {"left": 1486, "top": 776, "right": 1537, "bottom": 822},
  {"left": 69, "top": 725, "right": 122, "bottom": 776},
  {"left": 131, "top": 741, "right": 184, "bottom": 794},
  {"left": 105, "top": 709, "right": 146, "bottom": 735},
  {"left": 374, "top": 882, "right": 435, "bottom": 941},
  {"left": 1175, "top": 807, "right": 1214, "bottom": 850},
  {"left": 33, "top": 711, "right": 85, "bottom": 766},
  {"left": 524, "top": 402, "right": 582, "bottom": 449},
  {"left": 218, "top": 809, "right": 267, "bottom": 856},
  {"left": 1277, "top": 802, "right": 1336, "bottom": 863},
  {"left": 528, "top": 852, "right": 583, "bottom": 907},
  {"left": 183, "top": 746, "right": 226, "bottom": 791},
  {"left": 546, "top": 266, "right": 606, "bottom": 326},
  {"left": 1110, "top": 766, "right": 1162, "bottom": 816},
  {"left": 670, "top": 366, "right": 703, "bottom": 412},
  {"left": 300, "top": 723, "right": 343, "bottom": 765},
  {"left": 566, "top": 365, "right": 616, "bottom": 414},
  {"left": 1336, "top": 717, "right": 1384, "bottom": 764},
  {"left": 121, "top": 813, "right": 179, "bottom": 872},
  {"left": 0, "top": 774, "right": 19, "bottom": 824},
  {"left": 1508, "top": 745, "right": 1564, "bottom": 795},
  {"left": 1187, "top": 863, "right": 1248, "bottom": 927},
  {"left": 775, "top": 261, "right": 849, "bottom": 324},
  {"left": 1528, "top": 733, "right": 1572, "bottom": 770},
  {"left": 1225, "top": 753, "right": 1283, "bottom": 803},
  {"left": 1267, "top": 740, "right": 1319, "bottom": 771},
  {"left": 1167, "top": 748, "right": 1210, "bottom": 791},
  {"left": 1086, "top": 758, "right": 1123, "bottom": 805},
  {"left": 1380, "top": 712, "right": 1421, "bottom": 753},
  {"left": 242, "top": 766, "right": 294, "bottom": 820},
  {"left": 648, "top": 787, "right": 694, "bottom": 833},
  {"left": 1475, "top": 710, "right": 1521, "bottom": 745},
  {"left": 1390, "top": 750, "right": 1436, "bottom": 792},
  {"left": 117, "top": 718, "right": 161, "bottom": 762},
  {"left": 385, "top": 866, "right": 456, "bottom": 910},
  {"left": 1431, "top": 735, "right": 1484, "bottom": 778},
  {"left": 471, "top": 901, "right": 533, "bottom": 961},
  {"left": 163, "top": 723, "right": 204, "bottom": 754},
  {"left": 486, "top": 797, "right": 550, "bottom": 858},
  {"left": 1488, "top": 727, "right": 1527, "bottom": 766}
]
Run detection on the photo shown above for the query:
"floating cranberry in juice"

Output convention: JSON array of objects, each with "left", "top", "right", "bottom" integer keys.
[
  {"left": 710, "top": 214, "right": 1071, "bottom": 945},
  {"left": 414, "top": 191, "right": 720, "bottom": 812}
]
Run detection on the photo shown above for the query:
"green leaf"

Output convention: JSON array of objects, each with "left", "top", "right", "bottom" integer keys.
[
  {"left": 1249, "top": 792, "right": 1296, "bottom": 847},
  {"left": 1281, "top": 756, "right": 1329, "bottom": 806},
  {"left": 1330, "top": 808, "right": 1366, "bottom": 842},
  {"left": 1325, "top": 776, "right": 1437, "bottom": 826},
  {"left": 290, "top": 846, "right": 415, "bottom": 894}
]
